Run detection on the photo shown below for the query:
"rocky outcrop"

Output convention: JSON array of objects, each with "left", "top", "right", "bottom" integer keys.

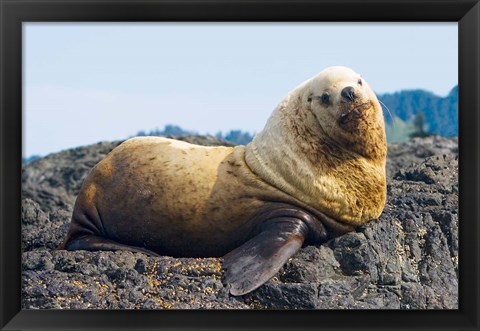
[
  {"left": 386, "top": 135, "right": 458, "bottom": 178},
  {"left": 21, "top": 136, "right": 458, "bottom": 309}
]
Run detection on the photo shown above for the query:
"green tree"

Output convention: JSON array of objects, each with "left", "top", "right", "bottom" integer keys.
[{"left": 409, "top": 111, "right": 430, "bottom": 138}]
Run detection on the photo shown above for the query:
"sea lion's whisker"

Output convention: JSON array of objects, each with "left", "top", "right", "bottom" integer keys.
[{"left": 378, "top": 99, "right": 395, "bottom": 129}]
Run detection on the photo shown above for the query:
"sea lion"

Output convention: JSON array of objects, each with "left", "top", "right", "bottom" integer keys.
[{"left": 61, "top": 66, "right": 387, "bottom": 296}]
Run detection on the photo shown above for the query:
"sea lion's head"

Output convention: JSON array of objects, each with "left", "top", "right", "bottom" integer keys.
[
  {"left": 246, "top": 66, "right": 387, "bottom": 225},
  {"left": 302, "top": 66, "right": 386, "bottom": 160}
]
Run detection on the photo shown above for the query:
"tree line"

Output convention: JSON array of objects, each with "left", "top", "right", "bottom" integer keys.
[{"left": 135, "top": 124, "right": 255, "bottom": 145}]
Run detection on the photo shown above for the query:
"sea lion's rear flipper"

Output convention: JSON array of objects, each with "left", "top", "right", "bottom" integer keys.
[
  {"left": 63, "top": 235, "right": 160, "bottom": 257},
  {"left": 222, "top": 218, "right": 308, "bottom": 296}
]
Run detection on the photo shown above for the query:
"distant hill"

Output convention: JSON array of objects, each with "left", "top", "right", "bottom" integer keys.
[
  {"left": 22, "top": 155, "right": 42, "bottom": 164},
  {"left": 378, "top": 86, "right": 458, "bottom": 139},
  {"left": 135, "top": 124, "right": 192, "bottom": 137},
  {"left": 134, "top": 125, "right": 255, "bottom": 146}
]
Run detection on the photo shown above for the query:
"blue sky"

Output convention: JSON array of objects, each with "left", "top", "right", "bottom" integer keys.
[{"left": 24, "top": 23, "right": 458, "bottom": 157}]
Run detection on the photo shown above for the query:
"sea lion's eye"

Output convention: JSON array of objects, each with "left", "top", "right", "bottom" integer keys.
[
  {"left": 358, "top": 79, "right": 362, "bottom": 86},
  {"left": 321, "top": 93, "right": 330, "bottom": 104}
]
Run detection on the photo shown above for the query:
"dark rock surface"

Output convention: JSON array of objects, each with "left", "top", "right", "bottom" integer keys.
[
  {"left": 386, "top": 135, "right": 458, "bottom": 179},
  {"left": 22, "top": 135, "right": 458, "bottom": 309}
]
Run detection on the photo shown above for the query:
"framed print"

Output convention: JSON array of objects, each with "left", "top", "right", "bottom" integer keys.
[{"left": 1, "top": 1, "right": 479, "bottom": 330}]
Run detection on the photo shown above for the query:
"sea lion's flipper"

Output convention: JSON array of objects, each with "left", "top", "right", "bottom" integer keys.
[
  {"left": 222, "top": 217, "right": 308, "bottom": 296},
  {"left": 63, "top": 235, "right": 160, "bottom": 257}
]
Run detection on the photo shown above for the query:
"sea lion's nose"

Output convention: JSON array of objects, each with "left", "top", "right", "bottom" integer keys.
[{"left": 341, "top": 86, "right": 356, "bottom": 101}]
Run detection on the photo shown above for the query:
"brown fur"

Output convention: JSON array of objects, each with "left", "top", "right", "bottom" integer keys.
[{"left": 63, "top": 139, "right": 350, "bottom": 257}]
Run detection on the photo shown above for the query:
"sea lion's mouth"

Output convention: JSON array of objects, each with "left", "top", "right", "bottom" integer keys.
[{"left": 338, "top": 102, "right": 372, "bottom": 125}]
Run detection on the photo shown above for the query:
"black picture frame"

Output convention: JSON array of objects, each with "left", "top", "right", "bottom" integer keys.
[{"left": 1, "top": 0, "right": 479, "bottom": 330}]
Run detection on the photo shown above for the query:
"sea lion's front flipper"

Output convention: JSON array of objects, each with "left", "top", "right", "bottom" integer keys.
[
  {"left": 222, "top": 218, "right": 308, "bottom": 296},
  {"left": 62, "top": 235, "right": 161, "bottom": 257}
]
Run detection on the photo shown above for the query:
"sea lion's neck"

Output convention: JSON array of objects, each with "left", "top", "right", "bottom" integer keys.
[{"left": 245, "top": 95, "right": 305, "bottom": 199}]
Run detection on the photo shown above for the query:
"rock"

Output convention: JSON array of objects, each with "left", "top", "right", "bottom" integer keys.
[
  {"left": 22, "top": 199, "right": 70, "bottom": 251},
  {"left": 386, "top": 135, "right": 458, "bottom": 179},
  {"left": 21, "top": 136, "right": 458, "bottom": 309}
]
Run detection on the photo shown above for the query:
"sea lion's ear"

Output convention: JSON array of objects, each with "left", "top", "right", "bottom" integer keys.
[
  {"left": 307, "top": 93, "right": 313, "bottom": 102},
  {"left": 222, "top": 218, "right": 308, "bottom": 296}
]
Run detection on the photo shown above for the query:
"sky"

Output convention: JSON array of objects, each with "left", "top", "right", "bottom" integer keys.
[{"left": 24, "top": 23, "right": 458, "bottom": 157}]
